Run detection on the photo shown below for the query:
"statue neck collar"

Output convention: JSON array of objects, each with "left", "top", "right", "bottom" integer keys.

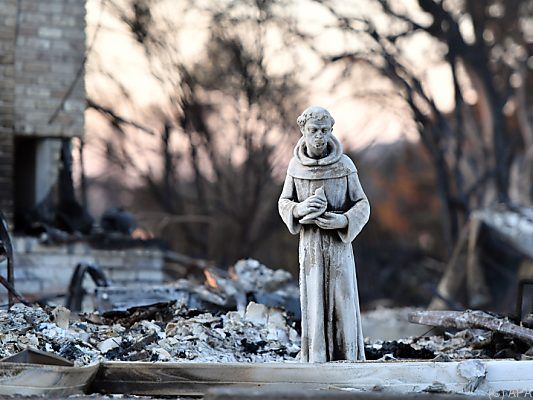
[
  {"left": 288, "top": 136, "right": 355, "bottom": 180},
  {"left": 294, "top": 136, "right": 343, "bottom": 166}
]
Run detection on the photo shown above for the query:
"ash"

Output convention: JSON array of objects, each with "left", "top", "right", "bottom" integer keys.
[
  {"left": 0, "top": 302, "right": 300, "bottom": 365},
  {"left": 366, "top": 328, "right": 531, "bottom": 361},
  {"left": 365, "top": 330, "right": 489, "bottom": 361},
  {"left": 0, "top": 304, "right": 100, "bottom": 366},
  {"left": 234, "top": 259, "right": 294, "bottom": 294},
  {"left": 2, "top": 303, "right": 529, "bottom": 365}
]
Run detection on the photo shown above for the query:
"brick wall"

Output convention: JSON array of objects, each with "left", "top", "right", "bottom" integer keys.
[
  {"left": 0, "top": 0, "right": 86, "bottom": 222},
  {"left": 14, "top": 0, "right": 86, "bottom": 137},
  {"left": 0, "top": 135, "right": 13, "bottom": 222},
  {"left": 0, "top": 0, "right": 17, "bottom": 222}
]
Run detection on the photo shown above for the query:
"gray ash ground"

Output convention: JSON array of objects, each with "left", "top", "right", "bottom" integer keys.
[
  {"left": 0, "top": 302, "right": 300, "bottom": 365},
  {"left": 1, "top": 303, "right": 530, "bottom": 365},
  {"left": 365, "top": 328, "right": 532, "bottom": 361}
]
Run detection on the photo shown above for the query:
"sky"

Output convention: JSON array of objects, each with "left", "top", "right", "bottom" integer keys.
[{"left": 84, "top": 0, "right": 456, "bottom": 180}]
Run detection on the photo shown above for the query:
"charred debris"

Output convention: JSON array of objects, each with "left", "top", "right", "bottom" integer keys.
[
  {"left": 1, "top": 301, "right": 532, "bottom": 365},
  {"left": 1, "top": 291, "right": 533, "bottom": 365},
  {"left": 1, "top": 197, "right": 533, "bottom": 364}
]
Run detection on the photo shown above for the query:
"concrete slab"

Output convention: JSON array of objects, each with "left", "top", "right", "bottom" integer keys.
[
  {"left": 91, "top": 360, "right": 533, "bottom": 397},
  {"left": 0, "top": 361, "right": 99, "bottom": 396},
  {"left": 205, "top": 388, "right": 488, "bottom": 399}
]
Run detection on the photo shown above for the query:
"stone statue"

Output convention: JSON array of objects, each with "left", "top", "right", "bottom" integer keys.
[{"left": 278, "top": 106, "right": 370, "bottom": 362}]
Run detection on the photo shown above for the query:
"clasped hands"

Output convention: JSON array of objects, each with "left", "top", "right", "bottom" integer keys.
[{"left": 293, "top": 194, "right": 348, "bottom": 230}]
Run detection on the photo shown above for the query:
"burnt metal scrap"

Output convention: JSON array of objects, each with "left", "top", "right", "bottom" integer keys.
[
  {"left": 95, "top": 282, "right": 230, "bottom": 315},
  {"left": 1, "top": 347, "right": 74, "bottom": 366},
  {"left": 66, "top": 263, "right": 110, "bottom": 312},
  {"left": 0, "top": 210, "right": 29, "bottom": 307}
]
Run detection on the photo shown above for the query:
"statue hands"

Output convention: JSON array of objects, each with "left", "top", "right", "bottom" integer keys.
[
  {"left": 292, "top": 187, "right": 347, "bottom": 230},
  {"left": 315, "top": 212, "right": 348, "bottom": 230},
  {"left": 293, "top": 192, "right": 327, "bottom": 219}
]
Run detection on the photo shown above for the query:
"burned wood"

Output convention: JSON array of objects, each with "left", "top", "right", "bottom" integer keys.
[
  {"left": 409, "top": 310, "right": 533, "bottom": 345},
  {"left": 364, "top": 340, "right": 435, "bottom": 360},
  {"left": 428, "top": 223, "right": 470, "bottom": 310},
  {"left": 516, "top": 278, "right": 533, "bottom": 321},
  {"left": 104, "top": 332, "right": 160, "bottom": 362},
  {"left": 99, "top": 301, "right": 177, "bottom": 327},
  {"left": 466, "top": 216, "right": 490, "bottom": 308},
  {"left": 430, "top": 207, "right": 533, "bottom": 313}
]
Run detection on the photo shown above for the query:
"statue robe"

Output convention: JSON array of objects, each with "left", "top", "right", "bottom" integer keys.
[{"left": 278, "top": 136, "right": 370, "bottom": 362}]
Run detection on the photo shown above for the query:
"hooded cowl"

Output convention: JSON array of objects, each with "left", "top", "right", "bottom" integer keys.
[{"left": 287, "top": 136, "right": 357, "bottom": 180}]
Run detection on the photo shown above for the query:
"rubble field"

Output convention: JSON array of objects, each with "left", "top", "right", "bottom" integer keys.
[
  {"left": 1, "top": 258, "right": 531, "bottom": 365},
  {"left": 1, "top": 302, "right": 531, "bottom": 366},
  {"left": 0, "top": 302, "right": 300, "bottom": 366}
]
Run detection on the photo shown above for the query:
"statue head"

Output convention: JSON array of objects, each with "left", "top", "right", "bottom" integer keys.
[{"left": 297, "top": 106, "right": 335, "bottom": 158}]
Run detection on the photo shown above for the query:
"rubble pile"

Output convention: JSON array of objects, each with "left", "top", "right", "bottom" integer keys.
[
  {"left": 232, "top": 259, "right": 300, "bottom": 317},
  {"left": 0, "top": 302, "right": 300, "bottom": 366},
  {"left": 2, "top": 301, "right": 530, "bottom": 365},
  {"left": 0, "top": 304, "right": 100, "bottom": 366},
  {"left": 473, "top": 206, "right": 533, "bottom": 258},
  {"left": 233, "top": 259, "right": 293, "bottom": 293},
  {"left": 366, "top": 328, "right": 532, "bottom": 361},
  {"left": 93, "top": 258, "right": 300, "bottom": 317},
  {"left": 411, "top": 329, "right": 494, "bottom": 360},
  {"left": 0, "top": 278, "right": 533, "bottom": 365}
]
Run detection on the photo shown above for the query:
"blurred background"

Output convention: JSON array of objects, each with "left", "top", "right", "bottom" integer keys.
[{"left": 2, "top": 0, "right": 532, "bottom": 314}]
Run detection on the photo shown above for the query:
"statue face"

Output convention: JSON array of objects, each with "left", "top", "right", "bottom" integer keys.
[{"left": 302, "top": 119, "right": 332, "bottom": 156}]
